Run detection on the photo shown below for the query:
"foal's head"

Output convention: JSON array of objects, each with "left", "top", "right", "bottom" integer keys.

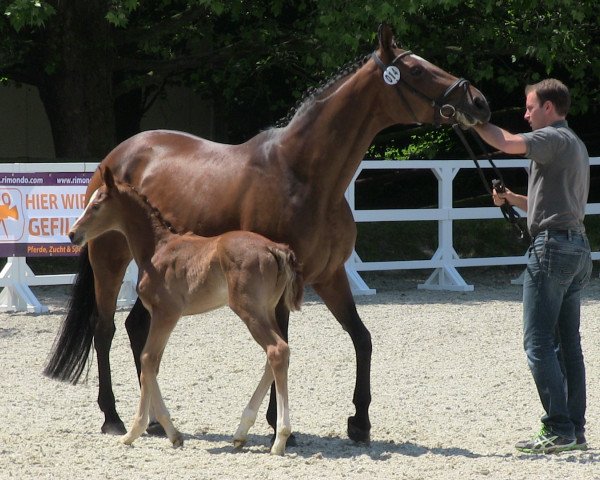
[{"left": 68, "top": 167, "right": 135, "bottom": 246}]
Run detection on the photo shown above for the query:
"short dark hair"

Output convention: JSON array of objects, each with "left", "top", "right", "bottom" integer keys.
[{"left": 525, "top": 78, "right": 571, "bottom": 116}]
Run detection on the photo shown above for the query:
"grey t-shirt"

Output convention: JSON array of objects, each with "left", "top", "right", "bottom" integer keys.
[{"left": 519, "top": 120, "right": 589, "bottom": 237}]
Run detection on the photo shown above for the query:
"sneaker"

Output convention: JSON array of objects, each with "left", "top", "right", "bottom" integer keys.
[
  {"left": 515, "top": 425, "right": 576, "bottom": 454},
  {"left": 573, "top": 434, "right": 588, "bottom": 451}
]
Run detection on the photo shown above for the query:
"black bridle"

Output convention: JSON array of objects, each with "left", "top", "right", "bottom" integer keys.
[
  {"left": 371, "top": 50, "right": 474, "bottom": 125},
  {"left": 373, "top": 50, "right": 527, "bottom": 239}
]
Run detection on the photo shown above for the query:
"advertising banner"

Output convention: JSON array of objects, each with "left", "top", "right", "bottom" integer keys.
[{"left": 0, "top": 172, "right": 91, "bottom": 257}]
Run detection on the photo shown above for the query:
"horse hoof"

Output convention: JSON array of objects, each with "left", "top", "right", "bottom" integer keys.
[
  {"left": 120, "top": 434, "right": 134, "bottom": 446},
  {"left": 270, "top": 432, "right": 297, "bottom": 447},
  {"left": 233, "top": 438, "right": 246, "bottom": 449},
  {"left": 146, "top": 421, "right": 166, "bottom": 437},
  {"left": 269, "top": 446, "right": 285, "bottom": 456},
  {"left": 102, "top": 420, "right": 127, "bottom": 436},
  {"left": 347, "top": 416, "right": 370, "bottom": 444},
  {"left": 172, "top": 436, "right": 184, "bottom": 448}
]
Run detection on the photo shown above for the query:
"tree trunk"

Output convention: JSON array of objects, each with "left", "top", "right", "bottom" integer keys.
[
  {"left": 36, "top": 1, "right": 116, "bottom": 159},
  {"left": 38, "top": 70, "right": 116, "bottom": 159},
  {"left": 114, "top": 88, "right": 144, "bottom": 144}
]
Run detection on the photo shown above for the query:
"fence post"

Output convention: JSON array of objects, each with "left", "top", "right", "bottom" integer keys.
[
  {"left": 0, "top": 257, "right": 49, "bottom": 313},
  {"left": 344, "top": 164, "right": 376, "bottom": 295},
  {"left": 417, "top": 164, "right": 473, "bottom": 291}
]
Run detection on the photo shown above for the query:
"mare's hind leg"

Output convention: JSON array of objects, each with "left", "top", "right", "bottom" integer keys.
[
  {"left": 313, "top": 266, "right": 372, "bottom": 443},
  {"left": 88, "top": 233, "right": 132, "bottom": 435}
]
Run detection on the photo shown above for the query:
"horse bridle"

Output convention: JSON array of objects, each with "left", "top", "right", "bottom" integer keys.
[
  {"left": 372, "top": 50, "right": 473, "bottom": 125},
  {"left": 373, "top": 50, "right": 528, "bottom": 239}
]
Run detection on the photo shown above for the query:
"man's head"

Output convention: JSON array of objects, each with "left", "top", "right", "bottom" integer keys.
[{"left": 524, "top": 78, "right": 570, "bottom": 130}]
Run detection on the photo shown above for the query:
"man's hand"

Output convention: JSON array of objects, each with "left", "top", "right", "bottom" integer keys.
[
  {"left": 492, "top": 186, "right": 528, "bottom": 212},
  {"left": 492, "top": 187, "right": 510, "bottom": 207}
]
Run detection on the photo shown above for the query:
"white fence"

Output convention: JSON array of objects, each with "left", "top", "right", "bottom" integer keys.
[
  {"left": 1, "top": 159, "right": 599, "bottom": 311},
  {"left": 344, "top": 157, "right": 600, "bottom": 295}
]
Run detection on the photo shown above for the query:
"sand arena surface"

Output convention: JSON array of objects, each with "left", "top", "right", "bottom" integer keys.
[{"left": 1, "top": 268, "right": 599, "bottom": 479}]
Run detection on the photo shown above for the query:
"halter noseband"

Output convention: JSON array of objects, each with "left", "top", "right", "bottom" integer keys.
[{"left": 372, "top": 51, "right": 473, "bottom": 125}]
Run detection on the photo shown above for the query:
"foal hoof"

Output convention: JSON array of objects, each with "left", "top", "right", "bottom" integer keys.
[
  {"left": 269, "top": 446, "right": 286, "bottom": 456},
  {"left": 171, "top": 434, "right": 184, "bottom": 448},
  {"left": 233, "top": 438, "right": 247, "bottom": 450},
  {"left": 347, "top": 416, "right": 371, "bottom": 444},
  {"left": 270, "top": 432, "right": 297, "bottom": 447},
  {"left": 101, "top": 420, "right": 127, "bottom": 436},
  {"left": 120, "top": 434, "right": 135, "bottom": 446}
]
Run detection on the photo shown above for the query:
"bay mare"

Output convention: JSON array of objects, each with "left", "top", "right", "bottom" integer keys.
[
  {"left": 44, "top": 24, "right": 491, "bottom": 446},
  {"left": 67, "top": 167, "right": 303, "bottom": 455}
]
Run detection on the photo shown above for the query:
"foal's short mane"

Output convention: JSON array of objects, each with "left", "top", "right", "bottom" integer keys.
[
  {"left": 275, "top": 53, "right": 371, "bottom": 128},
  {"left": 121, "top": 182, "right": 179, "bottom": 234}
]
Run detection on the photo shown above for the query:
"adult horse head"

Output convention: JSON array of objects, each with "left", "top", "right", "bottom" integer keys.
[
  {"left": 45, "top": 23, "right": 490, "bottom": 446},
  {"left": 371, "top": 23, "right": 489, "bottom": 128}
]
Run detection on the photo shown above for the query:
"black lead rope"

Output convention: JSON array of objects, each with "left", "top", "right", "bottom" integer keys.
[{"left": 452, "top": 124, "right": 529, "bottom": 240}]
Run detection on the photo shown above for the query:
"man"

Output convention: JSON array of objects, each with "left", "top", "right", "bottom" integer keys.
[{"left": 473, "top": 78, "right": 592, "bottom": 454}]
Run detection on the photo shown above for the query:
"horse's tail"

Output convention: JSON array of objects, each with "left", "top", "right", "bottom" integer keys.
[
  {"left": 271, "top": 246, "right": 304, "bottom": 312},
  {"left": 43, "top": 244, "right": 97, "bottom": 384}
]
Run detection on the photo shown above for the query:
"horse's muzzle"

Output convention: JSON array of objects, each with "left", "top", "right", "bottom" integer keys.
[{"left": 68, "top": 230, "right": 84, "bottom": 246}]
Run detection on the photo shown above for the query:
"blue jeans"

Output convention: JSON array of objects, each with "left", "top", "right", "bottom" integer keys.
[{"left": 523, "top": 229, "right": 592, "bottom": 439}]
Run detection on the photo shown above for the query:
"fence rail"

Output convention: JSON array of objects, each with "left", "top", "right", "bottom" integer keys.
[
  {"left": 344, "top": 157, "right": 600, "bottom": 294},
  {"left": 1, "top": 159, "right": 599, "bottom": 311}
]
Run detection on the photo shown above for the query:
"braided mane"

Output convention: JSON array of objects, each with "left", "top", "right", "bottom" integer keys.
[{"left": 275, "top": 53, "right": 371, "bottom": 127}]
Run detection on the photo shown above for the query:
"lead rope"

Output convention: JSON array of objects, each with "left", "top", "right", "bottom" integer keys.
[{"left": 452, "top": 124, "right": 529, "bottom": 241}]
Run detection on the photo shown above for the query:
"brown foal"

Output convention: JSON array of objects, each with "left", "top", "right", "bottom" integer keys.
[{"left": 68, "top": 167, "right": 303, "bottom": 455}]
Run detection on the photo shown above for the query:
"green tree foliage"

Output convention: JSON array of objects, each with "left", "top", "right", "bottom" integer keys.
[{"left": 1, "top": 0, "right": 598, "bottom": 158}]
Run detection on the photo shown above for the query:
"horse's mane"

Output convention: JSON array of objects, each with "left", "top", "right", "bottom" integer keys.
[
  {"left": 119, "top": 182, "right": 179, "bottom": 235},
  {"left": 275, "top": 53, "right": 371, "bottom": 128}
]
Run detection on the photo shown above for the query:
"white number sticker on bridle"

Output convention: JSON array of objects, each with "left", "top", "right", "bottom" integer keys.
[{"left": 383, "top": 66, "right": 401, "bottom": 85}]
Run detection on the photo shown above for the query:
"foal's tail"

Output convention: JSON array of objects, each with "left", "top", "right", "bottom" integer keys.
[
  {"left": 271, "top": 246, "right": 304, "bottom": 312},
  {"left": 43, "top": 245, "right": 97, "bottom": 384}
]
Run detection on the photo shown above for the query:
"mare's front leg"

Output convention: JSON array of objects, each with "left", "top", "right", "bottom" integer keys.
[
  {"left": 89, "top": 234, "right": 132, "bottom": 435},
  {"left": 313, "top": 267, "right": 372, "bottom": 443}
]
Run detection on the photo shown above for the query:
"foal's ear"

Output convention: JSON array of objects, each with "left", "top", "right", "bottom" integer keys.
[
  {"left": 101, "top": 166, "right": 116, "bottom": 191},
  {"left": 377, "top": 23, "right": 397, "bottom": 52}
]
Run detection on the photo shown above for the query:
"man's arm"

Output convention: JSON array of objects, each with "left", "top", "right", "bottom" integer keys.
[{"left": 473, "top": 123, "right": 527, "bottom": 155}]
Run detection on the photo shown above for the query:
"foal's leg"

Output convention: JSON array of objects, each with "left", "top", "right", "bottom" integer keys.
[
  {"left": 266, "top": 300, "right": 291, "bottom": 435},
  {"left": 89, "top": 234, "right": 132, "bottom": 435},
  {"left": 231, "top": 303, "right": 291, "bottom": 455},
  {"left": 313, "top": 267, "right": 372, "bottom": 443},
  {"left": 233, "top": 361, "right": 273, "bottom": 449},
  {"left": 267, "top": 338, "right": 291, "bottom": 456},
  {"left": 122, "top": 314, "right": 183, "bottom": 447},
  {"left": 124, "top": 300, "right": 166, "bottom": 436}
]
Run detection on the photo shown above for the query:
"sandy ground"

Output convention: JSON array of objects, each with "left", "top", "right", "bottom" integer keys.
[{"left": 1, "top": 267, "right": 599, "bottom": 480}]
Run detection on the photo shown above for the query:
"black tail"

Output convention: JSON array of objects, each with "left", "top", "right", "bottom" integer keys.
[{"left": 43, "top": 245, "right": 97, "bottom": 384}]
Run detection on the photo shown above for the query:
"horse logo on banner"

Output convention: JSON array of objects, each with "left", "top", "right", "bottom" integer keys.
[{"left": 0, "top": 190, "right": 23, "bottom": 240}]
